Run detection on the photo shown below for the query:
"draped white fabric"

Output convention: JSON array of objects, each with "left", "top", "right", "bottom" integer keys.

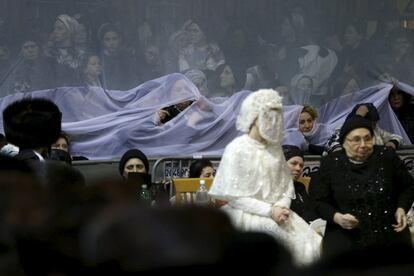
[{"left": 0, "top": 74, "right": 413, "bottom": 159}]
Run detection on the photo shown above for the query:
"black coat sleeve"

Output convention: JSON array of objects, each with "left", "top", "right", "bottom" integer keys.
[
  {"left": 308, "top": 156, "right": 338, "bottom": 222},
  {"left": 388, "top": 149, "right": 414, "bottom": 212}
]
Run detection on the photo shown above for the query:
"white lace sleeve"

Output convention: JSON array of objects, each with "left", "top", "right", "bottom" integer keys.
[{"left": 228, "top": 197, "right": 272, "bottom": 217}]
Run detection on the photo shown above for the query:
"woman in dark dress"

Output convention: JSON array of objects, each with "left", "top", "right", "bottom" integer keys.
[
  {"left": 388, "top": 86, "right": 414, "bottom": 144},
  {"left": 310, "top": 115, "right": 414, "bottom": 258},
  {"left": 282, "top": 145, "right": 318, "bottom": 223}
]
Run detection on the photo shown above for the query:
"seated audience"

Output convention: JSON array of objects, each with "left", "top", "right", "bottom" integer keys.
[
  {"left": 282, "top": 145, "right": 318, "bottom": 223},
  {"left": 208, "top": 63, "right": 246, "bottom": 97},
  {"left": 156, "top": 100, "right": 194, "bottom": 125},
  {"left": 51, "top": 132, "right": 70, "bottom": 153},
  {"left": 118, "top": 148, "right": 150, "bottom": 180},
  {"left": 170, "top": 159, "right": 214, "bottom": 205},
  {"left": 178, "top": 20, "right": 225, "bottom": 72},
  {"left": 326, "top": 103, "right": 403, "bottom": 153},
  {"left": 51, "top": 132, "right": 88, "bottom": 161},
  {"left": 97, "top": 23, "right": 137, "bottom": 90},
  {"left": 388, "top": 86, "right": 414, "bottom": 143},
  {"left": 80, "top": 54, "right": 103, "bottom": 88},
  {"left": 50, "top": 148, "right": 72, "bottom": 165},
  {"left": 183, "top": 69, "right": 210, "bottom": 95},
  {"left": 310, "top": 115, "right": 414, "bottom": 260},
  {"left": 189, "top": 159, "right": 214, "bottom": 178},
  {"left": 283, "top": 104, "right": 329, "bottom": 155}
]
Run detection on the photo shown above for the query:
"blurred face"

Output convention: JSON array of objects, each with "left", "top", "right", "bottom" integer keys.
[
  {"left": 192, "top": 77, "right": 207, "bottom": 94},
  {"left": 200, "top": 166, "right": 214, "bottom": 178},
  {"left": 296, "top": 77, "right": 313, "bottom": 93},
  {"left": 144, "top": 46, "right": 159, "bottom": 64},
  {"left": 220, "top": 65, "right": 236, "bottom": 88},
  {"left": 103, "top": 31, "right": 120, "bottom": 54},
  {"left": 52, "top": 137, "right": 69, "bottom": 152},
  {"left": 281, "top": 18, "right": 295, "bottom": 39},
  {"left": 84, "top": 56, "right": 102, "bottom": 77},
  {"left": 21, "top": 41, "right": 39, "bottom": 60},
  {"left": 299, "top": 112, "right": 314, "bottom": 133},
  {"left": 76, "top": 23, "right": 88, "bottom": 45},
  {"left": 343, "top": 128, "right": 374, "bottom": 161},
  {"left": 286, "top": 156, "right": 304, "bottom": 181},
  {"left": 344, "top": 25, "right": 362, "bottom": 47},
  {"left": 187, "top": 23, "right": 204, "bottom": 44},
  {"left": 123, "top": 158, "right": 146, "bottom": 178},
  {"left": 53, "top": 20, "right": 70, "bottom": 43},
  {"left": 170, "top": 79, "right": 193, "bottom": 100},
  {"left": 389, "top": 90, "right": 404, "bottom": 110}
]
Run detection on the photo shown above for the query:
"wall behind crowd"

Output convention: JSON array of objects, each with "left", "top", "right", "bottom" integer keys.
[{"left": 0, "top": 0, "right": 413, "bottom": 106}]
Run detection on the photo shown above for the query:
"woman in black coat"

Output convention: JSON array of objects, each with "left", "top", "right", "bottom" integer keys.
[{"left": 310, "top": 115, "right": 414, "bottom": 258}]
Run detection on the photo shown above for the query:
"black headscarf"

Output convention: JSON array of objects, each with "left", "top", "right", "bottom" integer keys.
[
  {"left": 347, "top": 103, "right": 380, "bottom": 122},
  {"left": 282, "top": 145, "right": 304, "bottom": 161},
  {"left": 118, "top": 149, "right": 149, "bottom": 176}
]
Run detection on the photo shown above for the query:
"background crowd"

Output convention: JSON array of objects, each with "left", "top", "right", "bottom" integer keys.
[
  {"left": 1, "top": 1, "right": 414, "bottom": 273},
  {"left": 0, "top": 0, "right": 413, "bottom": 107}
]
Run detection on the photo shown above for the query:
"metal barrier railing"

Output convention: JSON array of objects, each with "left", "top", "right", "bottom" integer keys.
[
  {"left": 72, "top": 148, "right": 414, "bottom": 195},
  {"left": 150, "top": 155, "right": 222, "bottom": 197},
  {"left": 148, "top": 149, "right": 414, "bottom": 197}
]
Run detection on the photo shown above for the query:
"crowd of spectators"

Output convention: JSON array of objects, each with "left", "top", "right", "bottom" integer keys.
[
  {"left": 0, "top": 90, "right": 414, "bottom": 274},
  {"left": 0, "top": 2, "right": 413, "bottom": 108},
  {"left": 1, "top": 1, "right": 414, "bottom": 273}
]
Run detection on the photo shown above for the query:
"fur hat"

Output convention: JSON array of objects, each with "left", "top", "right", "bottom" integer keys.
[
  {"left": 339, "top": 116, "right": 374, "bottom": 145},
  {"left": 2, "top": 98, "right": 62, "bottom": 150},
  {"left": 118, "top": 149, "right": 149, "bottom": 176}
]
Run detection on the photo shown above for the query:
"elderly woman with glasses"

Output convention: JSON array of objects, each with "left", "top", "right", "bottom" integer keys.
[{"left": 310, "top": 115, "right": 414, "bottom": 259}]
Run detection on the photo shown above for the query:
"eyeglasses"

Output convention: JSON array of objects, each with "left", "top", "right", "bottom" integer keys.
[{"left": 346, "top": 135, "right": 373, "bottom": 145}]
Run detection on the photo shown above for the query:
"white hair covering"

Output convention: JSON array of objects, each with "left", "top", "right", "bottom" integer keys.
[
  {"left": 236, "top": 89, "right": 283, "bottom": 132},
  {"left": 210, "top": 88, "right": 294, "bottom": 201},
  {"left": 57, "top": 14, "right": 80, "bottom": 37}
]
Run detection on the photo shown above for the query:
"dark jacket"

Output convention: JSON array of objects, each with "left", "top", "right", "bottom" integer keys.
[
  {"left": 290, "top": 180, "right": 318, "bottom": 223},
  {"left": 309, "top": 146, "right": 414, "bottom": 258}
]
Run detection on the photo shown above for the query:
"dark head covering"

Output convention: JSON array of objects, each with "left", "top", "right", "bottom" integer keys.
[
  {"left": 189, "top": 159, "right": 213, "bottom": 178},
  {"left": 339, "top": 116, "right": 374, "bottom": 144},
  {"left": 97, "top": 22, "right": 121, "bottom": 42},
  {"left": 118, "top": 149, "right": 149, "bottom": 176},
  {"left": 50, "top": 148, "right": 72, "bottom": 165},
  {"left": 282, "top": 145, "right": 304, "bottom": 161},
  {"left": 2, "top": 98, "right": 62, "bottom": 150},
  {"left": 348, "top": 103, "right": 380, "bottom": 122}
]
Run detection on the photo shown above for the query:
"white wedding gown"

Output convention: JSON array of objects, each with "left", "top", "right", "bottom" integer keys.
[{"left": 209, "top": 134, "right": 321, "bottom": 266}]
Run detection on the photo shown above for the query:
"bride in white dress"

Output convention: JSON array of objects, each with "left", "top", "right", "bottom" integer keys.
[{"left": 208, "top": 89, "right": 321, "bottom": 266}]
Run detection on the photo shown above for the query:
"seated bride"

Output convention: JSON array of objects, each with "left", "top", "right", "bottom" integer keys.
[{"left": 208, "top": 89, "right": 321, "bottom": 266}]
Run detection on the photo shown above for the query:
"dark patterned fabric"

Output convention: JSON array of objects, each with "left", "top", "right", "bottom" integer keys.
[{"left": 310, "top": 146, "right": 414, "bottom": 258}]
